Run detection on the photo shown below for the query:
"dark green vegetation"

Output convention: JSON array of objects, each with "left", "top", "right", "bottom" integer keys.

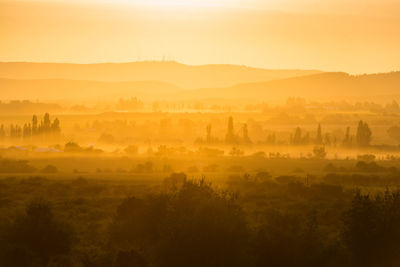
[{"left": 1, "top": 155, "right": 400, "bottom": 267}]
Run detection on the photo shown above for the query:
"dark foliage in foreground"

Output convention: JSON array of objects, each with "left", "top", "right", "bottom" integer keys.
[
  {"left": 1, "top": 200, "right": 73, "bottom": 266},
  {"left": 1, "top": 176, "right": 400, "bottom": 267}
]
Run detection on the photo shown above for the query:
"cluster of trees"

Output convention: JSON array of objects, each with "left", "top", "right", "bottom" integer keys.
[
  {"left": 2, "top": 178, "right": 400, "bottom": 266},
  {"left": 356, "top": 121, "right": 372, "bottom": 147},
  {"left": 0, "top": 100, "right": 62, "bottom": 115},
  {"left": 117, "top": 97, "right": 144, "bottom": 111},
  {"left": 225, "top": 116, "right": 251, "bottom": 144},
  {"left": 197, "top": 117, "right": 373, "bottom": 147},
  {"left": 152, "top": 101, "right": 238, "bottom": 112},
  {"left": 0, "top": 113, "right": 61, "bottom": 142},
  {"left": 291, "top": 121, "right": 372, "bottom": 147},
  {"left": 145, "top": 98, "right": 400, "bottom": 114},
  {"left": 196, "top": 116, "right": 251, "bottom": 145},
  {"left": 284, "top": 98, "right": 400, "bottom": 114},
  {"left": 114, "top": 98, "right": 400, "bottom": 114}
]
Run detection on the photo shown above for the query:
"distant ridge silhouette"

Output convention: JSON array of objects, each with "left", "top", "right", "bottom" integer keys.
[
  {"left": 170, "top": 71, "right": 400, "bottom": 101},
  {"left": 0, "top": 61, "right": 321, "bottom": 89}
]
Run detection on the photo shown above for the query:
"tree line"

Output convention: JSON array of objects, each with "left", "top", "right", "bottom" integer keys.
[
  {"left": 198, "top": 116, "right": 372, "bottom": 147},
  {"left": 0, "top": 113, "right": 61, "bottom": 141}
]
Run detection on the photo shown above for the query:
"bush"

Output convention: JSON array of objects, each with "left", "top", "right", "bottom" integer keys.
[
  {"left": 124, "top": 145, "right": 139, "bottom": 155},
  {"left": 255, "top": 171, "right": 272, "bottom": 181},
  {"left": 64, "top": 142, "right": 82, "bottom": 152},
  {"left": 40, "top": 165, "right": 58, "bottom": 174}
]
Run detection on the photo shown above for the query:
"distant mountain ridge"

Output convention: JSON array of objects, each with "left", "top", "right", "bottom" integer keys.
[
  {"left": 172, "top": 71, "right": 400, "bottom": 101},
  {"left": 0, "top": 78, "right": 182, "bottom": 101},
  {"left": 0, "top": 61, "right": 322, "bottom": 89},
  {"left": 0, "top": 63, "right": 398, "bottom": 102}
]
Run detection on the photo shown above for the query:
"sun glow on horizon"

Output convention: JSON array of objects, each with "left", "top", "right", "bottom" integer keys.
[{"left": 99, "top": 0, "right": 246, "bottom": 8}]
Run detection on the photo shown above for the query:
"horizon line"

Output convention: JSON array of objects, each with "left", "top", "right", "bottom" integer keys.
[{"left": 2, "top": 60, "right": 399, "bottom": 75}]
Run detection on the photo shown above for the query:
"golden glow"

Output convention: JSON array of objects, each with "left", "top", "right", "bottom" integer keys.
[
  {"left": 0, "top": 0, "right": 399, "bottom": 73},
  {"left": 113, "top": 0, "right": 235, "bottom": 7}
]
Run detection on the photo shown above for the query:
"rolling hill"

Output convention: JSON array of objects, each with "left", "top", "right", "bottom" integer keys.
[
  {"left": 1, "top": 66, "right": 398, "bottom": 103},
  {"left": 0, "top": 79, "right": 182, "bottom": 101},
  {"left": 171, "top": 71, "right": 400, "bottom": 102},
  {"left": 0, "top": 61, "right": 322, "bottom": 89}
]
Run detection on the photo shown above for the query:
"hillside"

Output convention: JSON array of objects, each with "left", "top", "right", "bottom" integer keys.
[
  {"left": 173, "top": 71, "right": 400, "bottom": 102},
  {"left": 0, "top": 79, "right": 182, "bottom": 101},
  {"left": 0, "top": 61, "right": 322, "bottom": 89},
  {"left": 1, "top": 69, "right": 399, "bottom": 103}
]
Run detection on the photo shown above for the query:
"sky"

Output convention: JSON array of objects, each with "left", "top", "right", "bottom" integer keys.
[{"left": 1, "top": 0, "right": 399, "bottom": 73}]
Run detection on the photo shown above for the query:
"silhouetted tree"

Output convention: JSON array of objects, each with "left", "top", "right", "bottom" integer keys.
[
  {"left": 293, "top": 127, "right": 302, "bottom": 145},
  {"left": 22, "top": 123, "right": 31, "bottom": 140},
  {"left": 15, "top": 125, "right": 22, "bottom": 139},
  {"left": 225, "top": 116, "right": 236, "bottom": 144},
  {"left": 10, "top": 124, "right": 15, "bottom": 139},
  {"left": 242, "top": 124, "right": 251, "bottom": 144},
  {"left": 51, "top": 118, "right": 61, "bottom": 135},
  {"left": 43, "top": 112, "right": 51, "bottom": 133},
  {"left": 356, "top": 120, "right": 372, "bottom": 147},
  {"left": 324, "top": 133, "right": 331, "bottom": 146},
  {"left": 32, "top": 115, "right": 38, "bottom": 135},
  {"left": 206, "top": 124, "right": 212, "bottom": 143},
  {"left": 0, "top": 125, "right": 5, "bottom": 140},
  {"left": 315, "top": 123, "right": 323, "bottom": 145},
  {"left": 343, "top": 126, "right": 351, "bottom": 146}
]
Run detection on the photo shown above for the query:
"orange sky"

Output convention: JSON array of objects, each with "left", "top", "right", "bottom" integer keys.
[{"left": 1, "top": 0, "right": 399, "bottom": 73}]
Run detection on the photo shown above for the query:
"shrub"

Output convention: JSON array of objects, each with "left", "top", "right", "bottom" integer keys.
[{"left": 40, "top": 165, "right": 58, "bottom": 174}]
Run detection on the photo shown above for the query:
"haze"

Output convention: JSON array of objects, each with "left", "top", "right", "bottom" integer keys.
[
  {"left": 3, "top": 0, "right": 400, "bottom": 266},
  {"left": 1, "top": 0, "right": 399, "bottom": 73}
]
